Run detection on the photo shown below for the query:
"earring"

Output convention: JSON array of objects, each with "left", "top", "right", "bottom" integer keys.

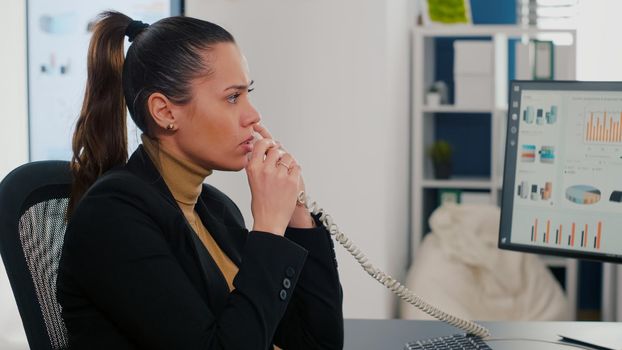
[{"left": 166, "top": 123, "right": 175, "bottom": 130}]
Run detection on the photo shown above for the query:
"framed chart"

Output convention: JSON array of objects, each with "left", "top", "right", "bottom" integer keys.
[{"left": 27, "top": 0, "right": 183, "bottom": 161}]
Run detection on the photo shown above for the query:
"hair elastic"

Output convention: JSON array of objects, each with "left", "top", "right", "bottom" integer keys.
[{"left": 125, "top": 20, "right": 149, "bottom": 42}]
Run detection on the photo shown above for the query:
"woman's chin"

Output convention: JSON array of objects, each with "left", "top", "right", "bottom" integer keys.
[{"left": 215, "top": 159, "right": 248, "bottom": 172}]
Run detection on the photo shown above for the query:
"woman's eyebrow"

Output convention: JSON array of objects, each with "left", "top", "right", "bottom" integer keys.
[{"left": 224, "top": 80, "right": 254, "bottom": 91}]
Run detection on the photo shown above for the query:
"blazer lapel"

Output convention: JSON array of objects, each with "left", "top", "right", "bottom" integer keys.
[
  {"left": 124, "top": 145, "right": 178, "bottom": 208},
  {"left": 185, "top": 222, "right": 230, "bottom": 315},
  {"left": 194, "top": 197, "right": 243, "bottom": 266},
  {"left": 125, "top": 146, "right": 231, "bottom": 313}
]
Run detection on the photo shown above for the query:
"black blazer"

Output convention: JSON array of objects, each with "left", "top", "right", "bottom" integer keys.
[{"left": 57, "top": 146, "right": 343, "bottom": 349}]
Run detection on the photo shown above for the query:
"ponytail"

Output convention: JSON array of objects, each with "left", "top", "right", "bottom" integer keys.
[
  {"left": 69, "top": 12, "right": 133, "bottom": 215},
  {"left": 68, "top": 11, "right": 235, "bottom": 215}
]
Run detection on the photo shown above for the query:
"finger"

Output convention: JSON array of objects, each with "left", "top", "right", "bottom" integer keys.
[
  {"left": 248, "top": 138, "right": 277, "bottom": 164},
  {"left": 280, "top": 154, "right": 299, "bottom": 174},
  {"left": 288, "top": 163, "right": 302, "bottom": 180},
  {"left": 276, "top": 160, "right": 291, "bottom": 174},
  {"left": 264, "top": 146, "right": 283, "bottom": 166},
  {"left": 277, "top": 153, "right": 294, "bottom": 168},
  {"left": 276, "top": 155, "right": 294, "bottom": 174},
  {"left": 285, "top": 153, "right": 298, "bottom": 167},
  {"left": 274, "top": 140, "right": 287, "bottom": 152},
  {"left": 289, "top": 159, "right": 299, "bottom": 173},
  {"left": 253, "top": 123, "right": 273, "bottom": 140}
]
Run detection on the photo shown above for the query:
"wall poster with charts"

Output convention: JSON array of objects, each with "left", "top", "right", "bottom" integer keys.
[{"left": 27, "top": 0, "right": 182, "bottom": 161}]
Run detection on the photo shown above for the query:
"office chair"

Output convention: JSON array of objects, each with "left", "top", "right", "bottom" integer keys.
[{"left": 0, "top": 161, "right": 71, "bottom": 350}]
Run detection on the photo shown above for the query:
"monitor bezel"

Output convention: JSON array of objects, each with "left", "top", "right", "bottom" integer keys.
[{"left": 499, "top": 80, "right": 622, "bottom": 264}]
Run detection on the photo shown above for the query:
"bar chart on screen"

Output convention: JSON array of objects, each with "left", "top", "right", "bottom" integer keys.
[
  {"left": 528, "top": 218, "right": 603, "bottom": 250},
  {"left": 584, "top": 111, "right": 622, "bottom": 144}
]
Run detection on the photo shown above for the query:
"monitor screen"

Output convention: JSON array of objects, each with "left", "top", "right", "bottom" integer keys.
[
  {"left": 499, "top": 81, "right": 622, "bottom": 263},
  {"left": 27, "top": 0, "right": 184, "bottom": 161}
]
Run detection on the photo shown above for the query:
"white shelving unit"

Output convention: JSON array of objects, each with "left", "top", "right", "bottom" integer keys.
[
  {"left": 602, "top": 263, "right": 622, "bottom": 321},
  {"left": 410, "top": 25, "right": 579, "bottom": 318}
]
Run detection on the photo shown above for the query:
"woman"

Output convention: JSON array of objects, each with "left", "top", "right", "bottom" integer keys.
[{"left": 56, "top": 11, "right": 343, "bottom": 349}]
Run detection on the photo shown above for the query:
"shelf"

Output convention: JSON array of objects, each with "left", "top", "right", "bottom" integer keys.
[
  {"left": 421, "top": 177, "right": 493, "bottom": 189},
  {"left": 494, "top": 179, "right": 504, "bottom": 189},
  {"left": 410, "top": 26, "right": 578, "bottom": 296},
  {"left": 541, "top": 256, "right": 573, "bottom": 268},
  {"left": 421, "top": 105, "right": 496, "bottom": 114},
  {"left": 413, "top": 25, "right": 576, "bottom": 38}
]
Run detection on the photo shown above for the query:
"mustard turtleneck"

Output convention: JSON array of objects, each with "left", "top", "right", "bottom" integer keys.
[{"left": 141, "top": 134, "right": 239, "bottom": 291}]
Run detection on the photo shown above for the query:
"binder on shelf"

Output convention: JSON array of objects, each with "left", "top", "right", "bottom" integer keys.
[
  {"left": 533, "top": 40, "right": 554, "bottom": 80},
  {"left": 515, "top": 39, "right": 571, "bottom": 80},
  {"left": 453, "top": 40, "right": 493, "bottom": 108}
]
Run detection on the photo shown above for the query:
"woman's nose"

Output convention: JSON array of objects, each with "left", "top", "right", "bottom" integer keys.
[{"left": 242, "top": 103, "right": 261, "bottom": 127}]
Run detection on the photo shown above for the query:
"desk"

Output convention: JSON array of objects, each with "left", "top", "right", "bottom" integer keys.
[{"left": 344, "top": 319, "right": 621, "bottom": 350}]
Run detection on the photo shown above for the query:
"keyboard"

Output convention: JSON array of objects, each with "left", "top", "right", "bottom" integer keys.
[{"left": 404, "top": 334, "right": 492, "bottom": 350}]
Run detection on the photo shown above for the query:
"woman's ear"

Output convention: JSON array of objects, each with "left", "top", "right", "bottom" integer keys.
[{"left": 147, "top": 92, "right": 177, "bottom": 131}]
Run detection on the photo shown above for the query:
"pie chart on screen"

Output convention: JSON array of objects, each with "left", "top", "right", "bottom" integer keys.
[{"left": 565, "top": 185, "right": 601, "bottom": 205}]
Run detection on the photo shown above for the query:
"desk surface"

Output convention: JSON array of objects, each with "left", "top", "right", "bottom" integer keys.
[{"left": 344, "top": 319, "right": 621, "bottom": 350}]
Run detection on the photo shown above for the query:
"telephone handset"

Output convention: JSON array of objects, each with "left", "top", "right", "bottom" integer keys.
[{"left": 297, "top": 191, "right": 491, "bottom": 339}]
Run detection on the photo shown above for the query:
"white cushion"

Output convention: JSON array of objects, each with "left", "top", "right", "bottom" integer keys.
[{"left": 401, "top": 203, "right": 571, "bottom": 321}]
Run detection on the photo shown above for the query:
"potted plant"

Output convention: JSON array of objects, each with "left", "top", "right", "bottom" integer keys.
[
  {"left": 427, "top": 140, "right": 453, "bottom": 179},
  {"left": 425, "top": 85, "right": 441, "bottom": 107}
]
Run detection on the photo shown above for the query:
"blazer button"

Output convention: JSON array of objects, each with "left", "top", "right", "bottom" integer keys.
[
  {"left": 279, "top": 289, "right": 288, "bottom": 301},
  {"left": 283, "top": 278, "right": 291, "bottom": 289},
  {"left": 285, "top": 267, "right": 295, "bottom": 278}
]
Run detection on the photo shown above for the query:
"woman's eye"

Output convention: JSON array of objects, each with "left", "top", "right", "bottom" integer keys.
[{"left": 227, "top": 93, "right": 241, "bottom": 104}]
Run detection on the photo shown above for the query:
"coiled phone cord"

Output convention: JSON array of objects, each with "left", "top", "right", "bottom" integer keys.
[{"left": 298, "top": 192, "right": 492, "bottom": 339}]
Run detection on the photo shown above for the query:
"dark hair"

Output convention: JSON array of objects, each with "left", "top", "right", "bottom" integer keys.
[{"left": 69, "top": 11, "right": 235, "bottom": 214}]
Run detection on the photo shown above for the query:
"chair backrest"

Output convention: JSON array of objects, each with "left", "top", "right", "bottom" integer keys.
[{"left": 0, "top": 161, "right": 72, "bottom": 350}]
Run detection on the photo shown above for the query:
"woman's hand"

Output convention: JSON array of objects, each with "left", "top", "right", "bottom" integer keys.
[
  {"left": 249, "top": 124, "right": 315, "bottom": 230},
  {"left": 246, "top": 131, "right": 301, "bottom": 236},
  {"left": 287, "top": 175, "right": 315, "bottom": 228}
]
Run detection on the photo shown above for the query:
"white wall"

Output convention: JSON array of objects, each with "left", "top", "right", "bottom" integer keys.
[
  {"left": 574, "top": 0, "right": 622, "bottom": 321},
  {"left": 0, "top": 0, "right": 29, "bottom": 178},
  {"left": 0, "top": 2, "right": 30, "bottom": 348},
  {"left": 575, "top": 0, "right": 622, "bottom": 81},
  {"left": 385, "top": 0, "right": 413, "bottom": 316},
  {"left": 187, "top": 0, "right": 412, "bottom": 318}
]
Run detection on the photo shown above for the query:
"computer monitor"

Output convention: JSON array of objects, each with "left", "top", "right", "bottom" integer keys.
[{"left": 499, "top": 80, "right": 622, "bottom": 263}]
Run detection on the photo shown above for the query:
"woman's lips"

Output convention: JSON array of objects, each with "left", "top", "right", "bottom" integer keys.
[
  {"left": 240, "top": 136, "right": 254, "bottom": 153},
  {"left": 241, "top": 143, "right": 253, "bottom": 153}
]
